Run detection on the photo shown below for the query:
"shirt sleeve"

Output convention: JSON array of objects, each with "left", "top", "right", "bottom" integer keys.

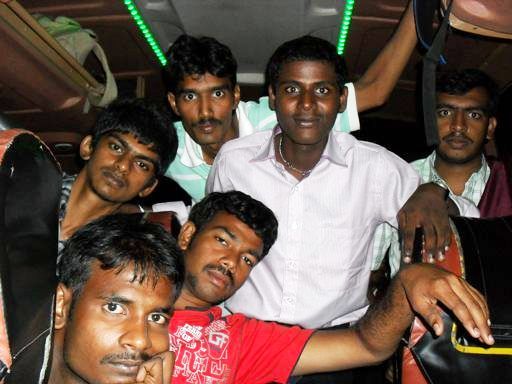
[
  {"left": 449, "top": 194, "right": 480, "bottom": 218},
  {"left": 206, "top": 149, "right": 234, "bottom": 193},
  {"left": 374, "top": 150, "right": 420, "bottom": 227},
  {"left": 333, "top": 82, "right": 360, "bottom": 132},
  {"left": 234, "top": 316, "right": 314, "bottom": 383}
]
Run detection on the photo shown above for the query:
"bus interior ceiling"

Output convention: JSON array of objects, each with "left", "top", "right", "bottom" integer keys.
[{"left": 1, "top": 0, "right": 511, "bottom": 173}]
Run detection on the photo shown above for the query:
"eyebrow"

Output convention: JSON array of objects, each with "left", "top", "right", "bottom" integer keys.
[
  {"left": 109, "top": 133, "right": 159, "bottom": 166},
  {"left": 212, "top": 225, "right": 262, "bottom": 260},
  {"left": 436, "top": 103, "right": 487, "bottom": 112},
  {"left": 178, "top": 84, "right": 231, "bottom": 95},
  {"left": 100, "top": 294, "right": 173, "bottom": 315}
]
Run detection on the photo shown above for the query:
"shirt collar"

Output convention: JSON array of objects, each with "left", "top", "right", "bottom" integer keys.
[
  {"left": 251, "top": 126, "right": 348, "bottom": 167},
  {"left": 180, "top": 108, "right": 243, "bottom": 168},
  {"left": 429, "top": 151, "right": 490, "bottom": 187},
  {"left": 181, "top": 130, "right": 207, "bottom": 168}
]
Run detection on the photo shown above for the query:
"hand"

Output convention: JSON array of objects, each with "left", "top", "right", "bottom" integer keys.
[
  {"left": 398, "top": 183, "right": 451, "bottom": 263},
  {"left": 130, "top": 351, "right": 174, "bottom": 384},
  {"left": 398, "top": 263, "right": 494, "bottom": 345}
]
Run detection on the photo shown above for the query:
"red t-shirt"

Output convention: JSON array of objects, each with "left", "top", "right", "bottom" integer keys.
[{"left": 169, "top": 306, "right": 314, "bottom": 383}]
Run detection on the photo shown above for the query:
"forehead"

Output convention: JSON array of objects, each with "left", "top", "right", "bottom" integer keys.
[
  {"left": 199, "top": 211, "right": 263, "bottom": 249},
  {"left": 437, "top": 87, "right": 490, "bottom": 108},
  {"left": 177, "top": 73, "right": 233, "bottom": 92},
  {"left": 277, "top": 60, "right": 337, "bottom": 85},
  {"left": 77, "top": 262, "right": 174, "bottom": 310}
]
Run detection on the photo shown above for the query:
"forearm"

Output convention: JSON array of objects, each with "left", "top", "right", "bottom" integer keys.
[
  {"left": 355, "top": 0, "right": 416, "bottom": 111},
  {"left": 294, "top": 272, "right": 413, "bottom": 376},
  {"left": 356, "top": 271, "right": 413, "bottom": 359}
]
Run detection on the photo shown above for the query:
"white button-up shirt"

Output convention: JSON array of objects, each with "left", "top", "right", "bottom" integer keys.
[{"left": 207, "top": 129, "right": 420, "bottom": 328}]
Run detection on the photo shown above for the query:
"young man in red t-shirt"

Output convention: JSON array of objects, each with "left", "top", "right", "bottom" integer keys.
[{"left": 169, "top": 191, "right": 493, "bottom": 384}]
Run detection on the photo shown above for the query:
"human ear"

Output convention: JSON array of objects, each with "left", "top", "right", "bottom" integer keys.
[
  {"left": 338, "top": 85, "right": 348, "bottom": 113},
  {"left": 233, "top": 85, "right": 241, "bottom": 110},
  {"left": 177, "top": 221, "right": 197, "bottom": 251},
  {"left": 54, "top": 283, "right": 73, "bottom": 330},
  {"left": 79, "top": 135, "right": 94, "bottom": 161},
  {"left": 486, "top": 117, "right": 497, "bottom": 140},
  {"left": 138, "top": 178, "right": 158, "bottom": 198},
  {"left": 167, "top": 93, "right": 180, "bottom": 116},
  {"left": 268, "top": 85, "right": 276, "bottom": 111}
]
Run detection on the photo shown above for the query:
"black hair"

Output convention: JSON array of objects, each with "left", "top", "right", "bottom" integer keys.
[
  {"left": 436, "top": 69, "right": 499, "bottom": 116},
  {"left": 59, "top": 214, "right": 184, "bottom": 302},
  {"left": 91, "top": 98, "right": 178, "bottom": 175},
  {"left": 266, "top": 35, "right": 348, "bottom": 91},
  {"left": 188, "top": 191, "right": 278, "bottom": 258},
  {"left": 163, "top": 34, "right": 237, "bottom": 94}
]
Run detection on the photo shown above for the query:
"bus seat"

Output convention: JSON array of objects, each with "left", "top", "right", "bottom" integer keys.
[{"left": 0, "top": 129, "right": 61, "bottom": 383}]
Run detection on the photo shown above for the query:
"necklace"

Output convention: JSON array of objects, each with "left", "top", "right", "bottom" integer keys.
[{"left": 278, "top": 135, "right": 313, "bottom": 177}]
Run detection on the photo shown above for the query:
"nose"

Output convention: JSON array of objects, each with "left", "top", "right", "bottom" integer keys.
[
  {"left": 299, "top": 90, "right": 313, "bottom": 111},
  {"left": 219, "top": 253, "right": 236, "bottom": 273},
  {"left": 199, "top": 95, "right": 213, "bottom": 120},
  {"left": 450, "top": 109, "right": 467, "bottom": 133},
  {"left": 115, "top": 154, "right": 130, "bottom": 173},
  {"left": 119, "top": 318, "right": 152, "bottom": 352}
]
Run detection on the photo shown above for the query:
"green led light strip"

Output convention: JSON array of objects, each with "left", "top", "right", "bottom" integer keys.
[
  {"left": 123, "top": 0, "right": 167, "bottom": 66},
  {"left": 337, "top": 0, "right": 356, "bottom": 55}
]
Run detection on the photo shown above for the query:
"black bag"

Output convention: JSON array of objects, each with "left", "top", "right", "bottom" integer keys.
[{"left": 411, "top": 216, "right": 512, "bottom": 384}]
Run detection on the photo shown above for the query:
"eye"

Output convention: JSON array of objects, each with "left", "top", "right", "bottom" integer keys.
[
  {"left": 284, "top": 85, "right": 299, "bottom": 94},
  {"left": 213, "top": 90, "right": 225, "bottom": 98},
  {"left": 436, "top": 109, "right": 451, "bottom": 118},
  {"left": 315, "top": 87, "right": 329, "bottom": 95},
  {"left": 215, "top": 236, "right": 228, "bottom": 246},
  {"left": 182, "top": 92, "right": 196, "bottom": 102},
  {"left": 148, "top": 313, "right": 169, "bottom": 325},
  {"left": 103, "top": 302, "right": 124, "bottom": 314},
  {"left": 109, "top": 142, "right": 123, "bottom": 153},
  {"left": 467, "top": 111, "right": 482, "bottom": 120},
  {"left": 241, "top": 255, "right": 255, "bottom": 268},
  {"left": 135, "top": 160, "right": 150, "bottom": 172}
]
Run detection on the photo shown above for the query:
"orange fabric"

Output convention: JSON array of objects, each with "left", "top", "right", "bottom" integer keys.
[{"left": 401, "top": 231, "right": 463, "bottom": 383}]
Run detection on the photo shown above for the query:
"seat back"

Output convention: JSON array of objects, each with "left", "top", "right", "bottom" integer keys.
[{"left": 0, "top": 129, "right": 61, "bottom": 383}]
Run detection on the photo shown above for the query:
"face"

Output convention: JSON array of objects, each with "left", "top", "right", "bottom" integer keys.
[
  {"left": 81, "top": 132, "right": 159, "bottom": 203},
  {"left": 436, "top": 87, "right": 497, "bottom": 164},
  {"left": 168, "top": 73, "right": 241, "bottom": 149},
  {"left": 269, "top": 60, "right": 347, "bottom": 147},
  {"left": 55, "top": 263, "right": 175, "bottom": 384},
  {"left": 178, "top": 212, "right": 263, "bottom": 307}
]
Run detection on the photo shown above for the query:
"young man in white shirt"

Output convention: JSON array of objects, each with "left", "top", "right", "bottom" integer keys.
[{"left": 207, "top": 35, "right": 477, "bottom": 383}]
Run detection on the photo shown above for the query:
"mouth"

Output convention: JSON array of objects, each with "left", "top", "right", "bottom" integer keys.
[
  {"left": 102, "top": 170, "right": 126, "bottom": 188},
  {"left": 294, "top": 117, "right": 319, "bottom": 128},
  {"left": 444, "top": 136, "right": 471, "bottom": 149},
  {"left": 108, "top": 360, "right": 143, "bottom": 376},
  {"left": 194, "top": 120, "right": 220, "bottom": 134},
  {"left": 206, "top": 268, "right": 232, "bottom": 289}
]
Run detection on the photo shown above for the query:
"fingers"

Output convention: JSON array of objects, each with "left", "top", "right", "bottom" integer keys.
[
  {"left": 399, "top": 183, "right": 453, "bottom": 264},
  {"left": 136, "top": 357, "right": 162, "bottom": 384},
  {"left": 398, "top": 210, "right": 414, "bottom": 263},
  {"left": 161, "top": 351, "right": 174, "bottom": 384},
  {"left": 401, "top": 264, "right": 493, "bottom": 345}
]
